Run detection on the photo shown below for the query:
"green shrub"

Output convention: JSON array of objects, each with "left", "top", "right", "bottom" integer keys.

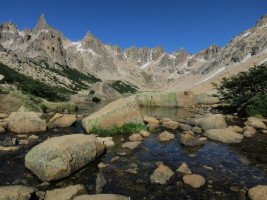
[
  {"left": 213, "top": 64, "right": 267, "bottom": 117},
  {"left": 90, "top": 123, "right": 146, "bottom": 136}
]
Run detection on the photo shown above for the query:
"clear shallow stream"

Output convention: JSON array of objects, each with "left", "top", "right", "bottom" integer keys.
[{"left": 0, "top": 103, "right": 266, "bottom": 200}]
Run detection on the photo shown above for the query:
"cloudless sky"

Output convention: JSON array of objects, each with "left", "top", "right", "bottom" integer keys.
[{"left": 1, "top": 0, "right": 267, "bottom": 53}]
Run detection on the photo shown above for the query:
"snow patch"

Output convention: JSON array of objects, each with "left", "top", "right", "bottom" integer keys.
[
  {"left": 18, "top": 31, "right": 24, "bottom": 37},
  {"left": 195, "top": 67, "right": 226, "bottom": 85},
  {"left": 260, "top": 24, "right": 267, "bottom": 29},
  {"left": 41, "top": 29, "right": 49, "bottom": 33},
  {"left": 241, "top": 53, "right": 251, "bottom": 63},
  {"left": 124, "top": 53, "right": 128, "bottom": 58},
  {"left": 169, "top": 55, "right": 176, "bottom": 59},
  {"left": 168, "top": 71, "right": 180, "bottom": 79},
  {"left": 259, "top": 58, "right": 267, "bottom": 65},
  {"left": 241, "top": 32, "right": 250, "bottom": 39},
  {"left": 64, "top": 42, "right": 96, "bottom": 55},
  {"left": 141, "top": 62, "right": 151, "bottom": 69}
]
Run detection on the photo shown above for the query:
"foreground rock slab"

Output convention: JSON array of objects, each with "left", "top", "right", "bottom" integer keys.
[
  {"left": 8, "top": 111, "right": 46, "bottom": 133},
  {"left": 248, "top": 185, "right": 267, "bottom": 200},
  {"left": 0, "top": 185, "right": 34, "bottom": 200},
  {"left": 204, "top": 129, "right": 243, "bottom": 143},
  {"left": 183, "top": 174, "right": 206, "bottom": 188},
  {"left": 150, "top": 163, "right": 174, "bottom": 184},
  {"left": 44, "top": 184, "right": 87, "bottom": 200},
  {"left": 82, "top": 96, "right": 144, "bottom": 133},
  {"left": 74, "top": 194, "right": 129, "bottom": 200},
  {"left": 25, "top": 134, "right": 105, "bottom": 181}
]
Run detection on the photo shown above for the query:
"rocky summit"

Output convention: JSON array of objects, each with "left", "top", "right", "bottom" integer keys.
[{"left": 0, "top": 14, "right": 267, "bottom": 93}]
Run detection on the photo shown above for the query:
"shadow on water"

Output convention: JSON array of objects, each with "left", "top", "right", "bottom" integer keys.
[{"left": 0, "top": 105, "right": 266, "bottom": 200}]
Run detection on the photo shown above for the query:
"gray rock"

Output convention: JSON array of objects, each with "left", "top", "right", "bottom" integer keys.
[
  {"left": 44, "top": 184, "right": 87, "bottom": 200},
  {"left": 150, "top": 163, "right": 174, "bottom": 184},
  {"left": 204, "top": 129, "right": 243, "bottom": 143},
  {"left": 96, "top": 173, "right": 107, "bottom": 194},
  {"left": 0, "top": 185, "right": 35, "bottom": 200},
  {"left": 25, "top": 134, "right": 105, "bottom": 181},
  {"left": 3, "top": 137, "right": 12, "bottom": 146},
  {"left": 74, "top": 194, "right": 129, "bottom": 200},
  {"left": 179, "top": 124, "right": 192, "bottom": 131},
  {"left": 192, "top": 126, "right": 202, "bottom": 134},
  {"left": 122, "top": 141, "right": 141, "bottom": 150}
]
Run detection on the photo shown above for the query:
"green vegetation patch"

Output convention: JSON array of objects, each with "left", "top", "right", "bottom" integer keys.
[
  {"left": 0, "top": 62, "right": 72, "bottom": 101},
  {"left": 89, "top": 123, "right": 146, "bottom": 136},
  {"left": 40, "top": 101, "right": 78, "bottom": 113},
  {"left": 212, "top": 64, "right": 267, "bottom": 117},
  {"left": 107, "top": 80, "right": 138, "bottom": 94}
]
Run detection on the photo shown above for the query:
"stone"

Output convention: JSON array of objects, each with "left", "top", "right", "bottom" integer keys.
[
  {"left": 0, "top": 74, "right": 4, "bottom": 81},
  {"left": 18, "top": 106, "right": 30, "bottom": 112},
  {"left": 0, "top": 185, "right": 34, "bottom": 200},
  {"left": 146, "top": 122, "right": 158, "bottom": 130},
  {"left": 111, "top": 156, "right": 120, "bottom": 162},
  {"left": 150, "top": 163, "right": 174, "bottom": 184},
  {"left": 0, "top": 121, "right": 8, "bottom": 129},
  {"left": 122, "top": 141, "right": 141, "bottom": 150},
  {"left": 262, "top": 130, "right": 267, "bottom": 134},
  {"left": 18, "top": 139, "right": 29, "bottom": 145},
  {"left": 97, "top": 163, "right": 109, "bottom": 169},
  {"left": 36, "top": 191, "right": 46, "bottom": 200},
  {"left": 159, "top": 118, "right": 172, "bottom": 123},
  {"left": 88, "top": 82, "right": 122, "bottom": 102},
  {"left": 129, "top": 133, "right": 143, "bottom": 142},
  {"left": 183, "top": 130, "right": 194, "bottom": 135},
  {"left": 162, "top": 121, "right": 179, "bottom": 130},
  {"left": 245, "top": 117, "right": 267, "bottom": 129},
  {"left": 179, "top": 124, "right": 192, "bottom": 131},
  {"left": 227, "top": 126, "right": 243, "bottom": 133},
  {"left": 204, "top": 129, "right": 243, "bottom": 143},
  {"left": 158, "top": 131, "right": 175, "bottom": 142},
  {"left": 192, "top": 126, "right": 202, "bottom": 134},
  {"left": 180, "top": 133, "right": 205, "bottom": 147},
  {"left": 96, "top": 173, "right": 107, "bottom": 194},
  {"left": 139, "top": 130, "right": 150, "bottom": 137},
  {"left": 28, "top": 135, "right": 39, "bottom": 140},
  {"left": 0, "top": 126, "right": 5, "bottom": 134},
  {"left": 193, "top": 114, "right": 227, "bottom": 131},
  {"left": 143, "top": 117, "right": 159, "bottom": 124},
  {"left": 73, "top": 194, "right": 129, "bottom": 200},
  {"left": 48, "top": 113, "right": 77, "bottom": 128},
  {"left": 17, "top": 134, "right": 28, "bottom": 138},
  {"left": 12, "top": 137, "right": 17, "bottom": 146},
  {"left": 0, "top": 146, "right": 19, "bottom": 151},
  {"left": 124, "top": 169, "right": 138, "bottom": 174},
  {"left": 97, "top": 137, "right": 115, "bottom": 147},
  {"left": 3, "top": 137, "right": 12, "bottom": 146},
  {"left": 183, "top": 174, "right": 206, "bottom": 188},
  {"left": 243, "top": 126, "right": 257, "bottom": 137},
  {"left": 25, "top": 134, "right": 105, "bottom": 181},
  {"left": 248, "top": 185, "right": 267, "bottom": 200},
  {"left": 8, "top": 111, "right": 47, "bottom": 133},
  {"left": 82, "top": 96, "right": 144, "bottom": 133},
  {"left": 44, "top": 185, "right": 87, "bottom": 200},
  {"left": 176, "top": 163, "right": 192, "bottom": 175},
  {"left": 0, "top": 113, "right": 9, "bottom": 119},
  {"left": 36, "top": 182, "right": 50, "bottom": 191}
]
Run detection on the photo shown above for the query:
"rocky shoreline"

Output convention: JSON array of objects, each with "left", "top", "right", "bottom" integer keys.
[{"left": 0, "top": 96, "right": 267, "bottom": 200}]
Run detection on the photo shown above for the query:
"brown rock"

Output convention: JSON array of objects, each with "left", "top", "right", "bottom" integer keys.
[
  {"left": 180, "top": 133, "right": 205, "bottom": 146},
  {"left": 192, "top": 126, "right": 202, "bottom": 134},
  {"left": 122, "top": 141, "right": 141, "bottom": 149},
  {"left": 49, "top": 113, "right": 77, "bottom": 128},
  {"left": 0, "top": 146, "right": 20, "bottom": 151},
  {"left": 227, "top": 126, "right": 243, "bottom": 133},
  {"left": 44, "top": 185, "right": 87, "bottom": 200},
  {"left": 162, "top": 121, "right": 179, "bottom": 130},
  {"left": 248, "top": 185, "right": 267, "bottom": 200},
  {"left": 193, "top": 114, "right": 227, "bottom": 131},
  {"left": 150, "top": 163, "right": 174, "bottom": 184},
  {"left": 158, "top": 131, "right": 175, "bottom": 142},
  {"left": 74, "top": 194, "right": 129, "bottom": 200},
  {"left": 183, "top": 174, "right": 206, "bottom": 188},
  {"left": 159, "top": 118, "right": 172, "bottom": 123},
  {"left": 146, "top": 122, "right": 158, "bottom": 130},
  {"left": 129, "top": 133, "right": 143, "bottom": 142},
  {"left": 176, "top": 163, "right": 192, "bottom": 175},
  {"left": 144, "top": 117, "right": 159, "bottom": 124},
  {"left": 0, "top": 121, "right": 8, "bottom": 129},
  {"left": 179, "top": 124, "right": 192, "bottom": 131},
  {"left": 245, "top": 117, "right": 267, "bottom": 129},
  {"left": 243, "top": 126, "right": 256, "bottom": 137},
  {"left": 139, "top": 130, "right": 150, "bottom": 137},
  {"left": 0, "top": 185, "right": 35, "bottom": 200}
]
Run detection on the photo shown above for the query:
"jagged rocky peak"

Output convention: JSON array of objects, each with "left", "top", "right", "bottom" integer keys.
[
  {"left": 0, "top": 22, "right": 19, "bottom": 43},
  {"left": 195, "top": 44, "right": 221, "bottom": 60},
  {"left": 82, "top": 31, "right": 97, "bottom": 41},
  {"left": 256, "top": 14, "right": 267, "bottom": 27},
  {"left": 34, "top": 14, "right": 51, "bottom": 32},
  {"left": 151, "top": 46, "right": 165, "bottom": 60}
]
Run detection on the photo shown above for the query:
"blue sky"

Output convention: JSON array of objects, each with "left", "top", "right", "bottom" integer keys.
[{"left": 1, "top": 0, "right": 267, "bottom": 53}]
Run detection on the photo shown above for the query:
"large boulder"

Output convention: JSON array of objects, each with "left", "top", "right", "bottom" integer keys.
[
  {"left": 193, "top": 114, "right": 227, "bottom": 131},
  {"left": 244, "top": 117, "right": 267, "bottom": 129},
  {"left": 204, "top": 129, "right": 243, "bottom": 143},
  {"left": 8, "top": 112, "right": 46, "bottom": 133},
  {"left": 74, "top": 194, "right": 129, "bottom": 200},
  {"left": 248, "top": 185, "right": 267, "bottom": 200},
  {"left": 25, "top": 134, "right": 105, "bottom": 181},
  {"left": 0, "top": 185, "right": 35, "bottom": 200},
  {"left": 88, "top": 82, "right": 121, "bottom": 102},
  {"left": 44, "top": 185, "right": 87, "bottom": 200},
  {"left": 48, "top": 113, "right": 77, "bottom": 128},
  {"left": 82, "top": 96, "right": 144, "bottom": 133}
]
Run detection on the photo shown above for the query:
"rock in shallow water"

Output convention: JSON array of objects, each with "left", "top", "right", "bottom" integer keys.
[
  {"left": 25, "top": 134, "right": 105, "bottom": 181},
  {"left": 122, "top": 141, "right": 141, "bottom": 149},
  {"left": 180, "top": 133, "right": 205, "bottom": 146},
  {"left": 248, "top": 185, "right": 267, "bottom": 200},
  {"left": 0, "top": 185, "right": 35, "bottom": 200},
  {"left": 183, "top": 174, "right": 206, "bottom": 188},
  {"left": 158, "top": 131, "right": 175, "bottom": 142},
  {"left": 73, "top": 194, "right": 129, "bottom": 200},
  {"left": 150, "top": 163, "right": 174, "bottom": 184},
  {"left": 204, "top": 129, "right": 243, "bottom": 143},
  {"left": 193, "top": 114, "right": 227, "bottom": 131},
  {"left": 245, "top": 117, "right": 267, "bottom": 129}
]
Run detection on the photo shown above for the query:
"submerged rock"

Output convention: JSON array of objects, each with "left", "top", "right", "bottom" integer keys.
[
  {"left": 183, "top": 174, "right": 206, "bottom": 188},
  {"left": 248, "top": 185, "right": 267, "bottom": 200},
  {"left": 0, "top": 185, "right": 35, "bottom": 200},
  {"left": 8, "top": 111, "right": 46, "bottom": 133},
  {"left": 180, "top": 133, "right": 205, "bottom": 146},
  {"left": 158, "top": 131, "right": 175, "bottom": 142},
  {"left": 25, "top": 134, "right": 105, "bottom": 181},
  {"left": 150, "top": 163, "right": 174, "bottom": 184},
  {"left": 82, "top": 96, "right": 144, "bottom": 133},
  {"left": 44, "top": 185, "right": 87, "bottom": 200},
  {"left": 122, "top": 141, "right": 141, "bottom": 149},
  {"left": 204, "top": 129, "right": 243, "bottom": 143},
  {"left": 73, "top": 194, "right": 129, "bottom": 200}
]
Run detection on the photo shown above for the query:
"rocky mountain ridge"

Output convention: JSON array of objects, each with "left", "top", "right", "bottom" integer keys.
[{"left": 0, "top": 14, "right": 267, "bottom": 93}]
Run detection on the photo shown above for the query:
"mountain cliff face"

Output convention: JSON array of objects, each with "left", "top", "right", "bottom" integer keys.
[{"left": 0, "top": 14, "right": 267, "bottom": 93}]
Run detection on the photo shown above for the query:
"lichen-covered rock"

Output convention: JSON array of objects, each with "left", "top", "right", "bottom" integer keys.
[
  {"left": 82, "top": 96, "right": 144, "bottom": 133},
  {"left": 0, "top": 185, "right": 35, "bottom": 200},
  {"left": 150, "top": 163, "right": 174, "bottom": 184},
  {"left": 25, "top": 134, "right": 105, "bottom": 181},
  {"left": 44, "top": 185, "right": 87, "bottom": 200},
  {"left": 8, "top": 112, "right": 46, "bottom": 133},
  {"left": 204, "top": 129, "right": 243, "bottom": 143}
]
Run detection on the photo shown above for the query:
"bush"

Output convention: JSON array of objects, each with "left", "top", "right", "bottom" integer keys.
[
  {"left": 90, "top": 123, "right": 146, "bottom": 136},
  {"left": 213, "top": 64, "right": 267, "bottom": 117}
]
